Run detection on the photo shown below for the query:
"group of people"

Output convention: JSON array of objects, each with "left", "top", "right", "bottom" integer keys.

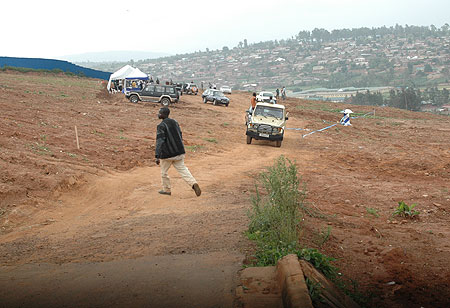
[
  {"left": 109, "top": 80, "right": 123, "bottom": 93},
  {"left": 275, "top": 87, "right": 287, "bottom": 100},
  {"left": 109, "top": 77, "right": 164, "bottom": 93}
]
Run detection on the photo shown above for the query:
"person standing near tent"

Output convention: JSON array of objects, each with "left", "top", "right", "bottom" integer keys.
[{"left": 155, "top": 107, "right": 201, "bottom": 197}]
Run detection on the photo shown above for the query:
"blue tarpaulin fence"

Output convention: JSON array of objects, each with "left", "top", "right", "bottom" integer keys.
[{"left": 0, "top": 57, "right": 110, "bottom": 80}]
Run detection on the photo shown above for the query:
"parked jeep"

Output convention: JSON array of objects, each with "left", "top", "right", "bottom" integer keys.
[
  {"left": 183, "top": 83, "right": 199, "bottom": 95},
  {"left": 246, "top": 102, "right": 288, "bottom": 147},
  {"left": 125, "top": 84, "right": 179, "bottom": 106}
]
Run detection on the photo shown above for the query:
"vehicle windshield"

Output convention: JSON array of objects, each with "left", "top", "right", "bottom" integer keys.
[
  {"left": 262, "top": 92, "right": 273, "bottom": 97},
  {"left": 254, "top": 106, "right": 284, "bottom": 119},
  {"left": 213, "top": 91, "right": 225, "bottom": 97}
]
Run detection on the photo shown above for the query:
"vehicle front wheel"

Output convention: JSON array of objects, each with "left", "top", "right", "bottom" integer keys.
[
  {"left": 225, "top": 103, "right": 229, "bottom": 107},
  {"left": 160, "top": 97, "right": 170, "bottom": 107},
  {"left": 213, "top": 99, "right": 217, "bottom": 105},
  {"left": 275, "top": 140, "right": 282, "bottom": 147},
  {"left": 203, "top": 97, "right": 207, "bottom": 103},
  {"left": 246, "top": 135, "right": 252, "bottom": 144},
  {"left": 130, "top": 95, "right": 139, "bottom": 104}
]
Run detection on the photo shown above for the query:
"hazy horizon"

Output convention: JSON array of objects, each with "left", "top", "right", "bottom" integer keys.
[{"left": 2, "top": 0, "right": 449, "bottom": 60}]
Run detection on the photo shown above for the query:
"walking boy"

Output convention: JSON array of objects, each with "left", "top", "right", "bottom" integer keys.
[{"left": 155, "top": 107, "right": 201, "bottom": 196}]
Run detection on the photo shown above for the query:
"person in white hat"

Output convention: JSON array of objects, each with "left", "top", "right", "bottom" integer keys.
[{"left": 340, "top": 109, "right": 353, "bottom": 126}]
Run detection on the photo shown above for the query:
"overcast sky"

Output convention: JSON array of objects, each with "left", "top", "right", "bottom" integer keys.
[{"left": 2, "top": 0, "right": 449, "bottom": 59}]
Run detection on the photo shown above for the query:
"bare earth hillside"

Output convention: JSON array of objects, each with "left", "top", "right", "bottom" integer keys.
[{"left": 0, "top": 71, "right": 449, "bottom": 307}]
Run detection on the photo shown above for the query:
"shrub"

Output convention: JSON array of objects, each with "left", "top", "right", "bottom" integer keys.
[
  {"left": 248, "top": 156, "right": 306, "bottom": 251},
  {"left": 393, "top": 201, "right": 419, "bottom": 218}
]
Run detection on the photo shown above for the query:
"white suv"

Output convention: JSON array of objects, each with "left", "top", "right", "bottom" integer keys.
[
  {"left": 256, "top": 91, "right": 276, "bottom": 103},
  {"left": 220, "top": 85, "right": 232, "bottom": 94}
]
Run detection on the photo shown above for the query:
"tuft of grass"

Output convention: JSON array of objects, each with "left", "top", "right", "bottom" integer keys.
[
  {"left": 91, "top": 130, "right": 105, "bottom": 136},
  {"left": 366, "top": 207, "right": 380, "bottom": 218},
  {"left": 316, "top": 226, "right": 332, "bottom": 247},
  {"left": 29, "top": 142, "right": 51, "bottom": 156},
  {"left": 204, "top": 138, "right": 218, "bottom": 143},
  {"left": 393, "top": 201, "right": 419, "bottom": 218},
  {"left": 185, "top": 145, "right": 204, "bottom": 152}
]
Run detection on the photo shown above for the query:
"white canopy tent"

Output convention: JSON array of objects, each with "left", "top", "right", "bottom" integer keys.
[{"left": 107, "top": 65, "right": 149, "bottom": 92}]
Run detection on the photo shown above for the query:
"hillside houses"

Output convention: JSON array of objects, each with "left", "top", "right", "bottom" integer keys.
[{"left": 109, "top": 27, "right": 450, "bottom": 91}]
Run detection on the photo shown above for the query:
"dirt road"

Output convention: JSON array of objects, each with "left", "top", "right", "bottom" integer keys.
[{"left": 1, "top": 72, "right": 450, "bottom": 307}]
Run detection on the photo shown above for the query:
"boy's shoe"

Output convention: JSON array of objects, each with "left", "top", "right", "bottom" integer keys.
[
  {"left": 192, "top": 183, "right": 201, "bottom": 197},
  {"left": 158, "top": 190, "right": 171, "bottom": 195}
]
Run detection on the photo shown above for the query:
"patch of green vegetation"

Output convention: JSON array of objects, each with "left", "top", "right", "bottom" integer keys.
[
  {"left": 91, "top": 130, "right": 105, "bottom": 137},
  {"left": 222, "top": 122, "right": 229, "bottom": 127},
  {"left": 246, "top": 156, "right": 306, "bottom": 266},
  {"left": 29, "top": 142, "right": 51, "bottom": 156},
  {"left": 393, "top": 201, "right": 419, "bottom": 218},
  {"left": 204, "top": 138, "right": 217, "bottom": 143},
  {"left": 246, "top": 156, "right": 370, "bottom": 306},
  {"left": 300, "top": 248, "right": 339, "bottom": 281},
  {"left": 185, "top": 145, "right": 204, "bottom": 152},
  {"left": 316, "top": 226, "right": 332, "bottom": 247},
  {"left": 67, "top": 152, "right": 77, "bottom": 158},
  {"left": 306, "top": 277, "right": 324, "bottom": 304},
  {"left": 366, "top": 207, "right": 380, "bottom": 218},
  {"left": 118, "top": 135, "right": 128, "bottom": 140}
]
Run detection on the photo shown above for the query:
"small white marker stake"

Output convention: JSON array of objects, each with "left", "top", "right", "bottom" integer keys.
[{"left": 75, "top": 126, "right": 80, "bottom": 150}]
